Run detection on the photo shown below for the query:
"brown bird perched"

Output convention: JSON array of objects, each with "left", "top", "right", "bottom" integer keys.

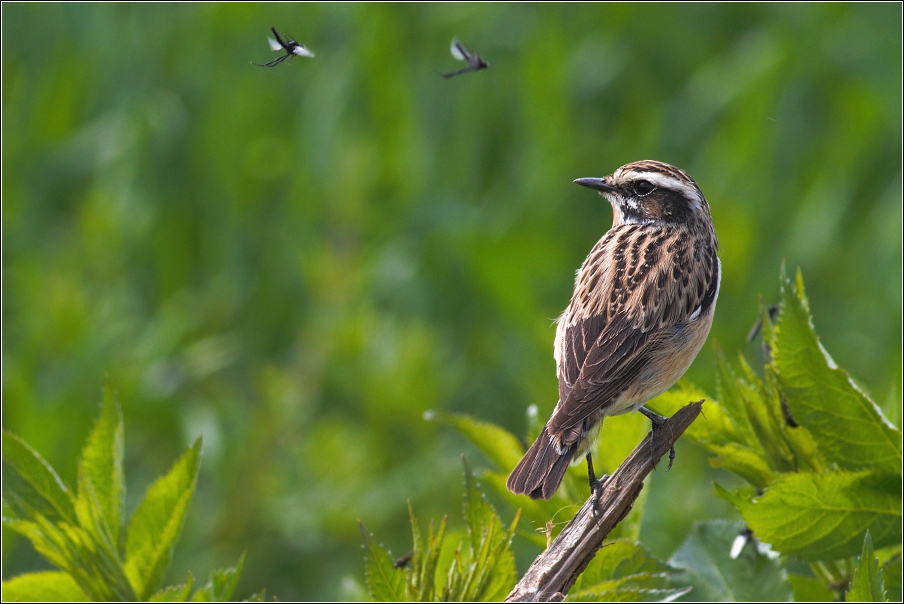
[{"left": 506, "top": 160, "right": 720, "bottom": 500}]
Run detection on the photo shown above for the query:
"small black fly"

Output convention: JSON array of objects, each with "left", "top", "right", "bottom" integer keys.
[
  {"left": 252, "top": 26, "right": 314, "bottom": 68},
  {"left": 441, "top": 38, "right": 488, "bottom": 78},
  {"left": 392, "top": 552, "right": 413, "bottom": 570}
]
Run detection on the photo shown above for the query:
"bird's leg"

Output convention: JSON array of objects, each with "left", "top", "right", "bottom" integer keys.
[
  {"left": 585, "top": 452, "right": 608, "bottom": 515},
  {"left": 639, "top": 407, "right": 675, "bottom": 470}
]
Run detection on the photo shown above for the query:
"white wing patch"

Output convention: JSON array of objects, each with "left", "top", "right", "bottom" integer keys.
[
  {"left": 293, "top": 45, "right": 315, "bottom": 58},
  {"left": 268, "top": 37, "right": 282, "bottom": 51},
  {"left": 450, "top": 39, "right": 467, "bottom": 61}
]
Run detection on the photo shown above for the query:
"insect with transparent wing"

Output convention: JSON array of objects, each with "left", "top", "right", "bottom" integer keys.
[
  {"left": 442, "top": 38, "right": 488, "bottom": 78},
  {"left": 252, "top": 26, "right": 314, "bottom": 68}
]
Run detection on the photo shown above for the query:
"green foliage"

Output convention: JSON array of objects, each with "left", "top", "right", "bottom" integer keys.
[
  {"left": 774, "top": 273, "right": 902, "bottom": 475},
  {"left": 716, "top": 472, "right": 900, "bottom": 561},
  {"left": 652, "top": 267, "right": 902, "bottom": 599},
  {"left": 426, "top": 409, "right": 647, "bottom": 548},
  {"left": 433, "top": 267, "right": 901, "bottom": 600},
  {"left": 848, "top": 532, "right": 887, "bottom": 602},
  {"left": 1, "top": 384, "right": 250, "bottom": 602},
  {"left": 360, "top": 458, "right": 519, "bottom": 601},
  {"left": 668, "top": 521, "right": 791, "bottom": 602},
  {"left": 1, "top": 571, "right": 88, "bottom": 602},
  {"left": 569, "top": 539, "right": 689, "bottom": 602}
]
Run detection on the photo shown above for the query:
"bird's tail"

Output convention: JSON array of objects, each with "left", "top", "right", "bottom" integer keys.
[{"left": 506, "top": 426, "right": 574, "bottom": 500}]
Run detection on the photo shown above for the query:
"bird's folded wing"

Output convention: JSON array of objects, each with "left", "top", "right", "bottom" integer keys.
[{"left": 549, "top": 311, "right": 653, "bottom": 436}]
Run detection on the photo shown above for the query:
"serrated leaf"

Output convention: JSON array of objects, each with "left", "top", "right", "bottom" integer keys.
[
  {"left": 712, "top": 350, "right": 761, "bottom": 449},
  {"left": 124, "top": 438, "right": 202, "bottom": 599},
  {"left": 460, "top": 456, "right": 519, "bottom": 601},
  {"left": 76, "top": 381, "right": 125, "bottom": 548},
  {"left": 2, "top": 430, "right": 75, "bottom": 524},
  {"left": 773, "top": 268, "right": 902, "bottom": 475},
  {"left": 150, "top": 573, "right": 193, "bottom": 602},
  {"left": 462, "top": 456, "right": 493, "bottom": 552},
  {"left": 359, "top": 520, "right": 407, "bottom": 601},
  {"left": 706, "top": 443, "right": 776, "bottom": 489},
  {"left": 476, "top": 469, "right": 558, "bottom": 539},
  {"left": 407, "top": 501, "right": 446, "bottom": 601},
  {"left": 726, "top": 471, "right": 901, "bottom": 561},
  {"left": 848, "top": 532, "right": 887, "bottom": 602},
  {"left": 426, "top": 410, "right": 524, "bottom": 474},
  {"left": 1, "top": 571, "right": 89, "bottom": 602},
  {"left": 190, "top": 554, "right": 244, "bottom": 602},
  {"left": 4, "top": 509, "right": 135, "bottom": 600},
  {"left": 668, "top": 520, "right": 792, "bottom": 602}
]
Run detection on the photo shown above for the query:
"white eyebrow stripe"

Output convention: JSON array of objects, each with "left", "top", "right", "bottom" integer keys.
[{"left": 628, "top": 171, "right": 704, "bottom": 207}]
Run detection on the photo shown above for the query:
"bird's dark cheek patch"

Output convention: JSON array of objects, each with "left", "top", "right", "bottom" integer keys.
[{"left": 640, "top": 190, "right": 692, "bottom": 224}]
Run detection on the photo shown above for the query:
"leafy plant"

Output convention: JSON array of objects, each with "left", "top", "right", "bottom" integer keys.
[
  {"left": 421, "top": 267, "right": 901, "bottom": 602},
  {"left": 2, "top": 382, "right": 254, "bottom": 602},
  {"left": 359, "top": 457, "right": 519, "bottom": 601},
  {"left": 651, "top": 267, "right": 902, "bottom": 600}
]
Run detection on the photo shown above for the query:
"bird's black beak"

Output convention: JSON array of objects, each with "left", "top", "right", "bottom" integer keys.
[{"left": 574, "top": 177, "right": 618, "bottom": 194}]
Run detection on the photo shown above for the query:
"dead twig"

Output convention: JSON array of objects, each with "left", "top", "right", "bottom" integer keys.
[{"left": 505, "top": 401, "right": 704, "bottom": 602}]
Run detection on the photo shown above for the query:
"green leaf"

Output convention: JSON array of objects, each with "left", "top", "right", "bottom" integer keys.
[
  {"left": 124, "top": 437, "right": 202, "bottom": 600},
  {"left": 648, "top": 382, "right": 745, "bottom": 452},
  {"left": 668, "top": 520, "right": 792, "bottom": 602},
  {"left": 705, "top": 442, "right": 776, "bottom": 489},
  {"left": 3, "top": 504, "right": 134, "bottom": 600},
  {"left": 1, "top": 571, "right": 89, "bottom": 602},
  {"left": 458, "top": 456, "right": 519, "bottom": 601},
  {"left": 473, "top": 469, "right": 557, "bottom": 545},
  {"left": 848, "top": 532, "right": 887, "bottom": 602},
  {"left": 573, "top": 539, "right": 678, "bottom": 591},
  {"left": 149, "top": 573, "right": 194, "bottom": 602},
  {"left": 75, "top": 381, "right": 125, "bottom": 548},
  {"left": 406, "top": 501, "right": 446, "bottom": 601},
  {"left": 726, "top": 470, "right": 901, "bottom": 561},
  {"left": 425, "top": 410, "right": 524, "bottom": 474},
  {"left": 773, "top": 268, "right": 903, "bottom": 475},
  {"left": 359, "top": 520, "right": 407, "bottom": 601},
  {"left": 190, "top": 554, "right": 245, "bottom": 602},
  {"left": 720, "top": 350, "right": 798, "bottom": 473},
  {"left": 570, "top": 539, "right": 686, "bottom": 602},
  {"left": 2, "top": 430, "right": 75, "bottom": 524},
  {"left": 712, "top": 350, "right": 762, "bottom": 450}
]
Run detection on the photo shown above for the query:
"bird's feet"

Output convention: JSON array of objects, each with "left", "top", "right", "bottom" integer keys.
[
  {"left": 639, "top": 407, "right": 675, "bottom": 470},
  {"left": 585, "top": 453, "right": 609, "bottom": 516}
]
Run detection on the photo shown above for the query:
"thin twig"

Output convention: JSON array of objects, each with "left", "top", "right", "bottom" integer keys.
[{"left": 505, "top": 401, "right": 705, "bottom": 602}]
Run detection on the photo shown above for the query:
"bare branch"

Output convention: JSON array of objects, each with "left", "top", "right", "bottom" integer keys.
[{"left": 505, "top": 401, "right": 705, "bottom": 602}]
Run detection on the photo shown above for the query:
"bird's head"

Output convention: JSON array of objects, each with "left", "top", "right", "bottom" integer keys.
[{"left": 574, "top": 161, "right": 716, "bottom": 243}]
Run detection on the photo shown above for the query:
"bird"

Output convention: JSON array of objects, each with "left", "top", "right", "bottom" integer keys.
[
  {"left": 441, "top": 38, "right": 489, "bottom": 78},
  {"left": 506, "top": 160, "right": 720, "bottom": 501},
  {"left": 252, "top": 26, "right": 314, "bottom": 68}
]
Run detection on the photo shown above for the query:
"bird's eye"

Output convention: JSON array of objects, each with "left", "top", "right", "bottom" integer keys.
[{"left": 634, "top": 180, "right": 656, "bottom": 196}]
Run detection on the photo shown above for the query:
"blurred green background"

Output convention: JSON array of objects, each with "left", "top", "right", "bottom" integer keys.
[{"left": 2, "top": 3, "right": 901, "bottom": 600}]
